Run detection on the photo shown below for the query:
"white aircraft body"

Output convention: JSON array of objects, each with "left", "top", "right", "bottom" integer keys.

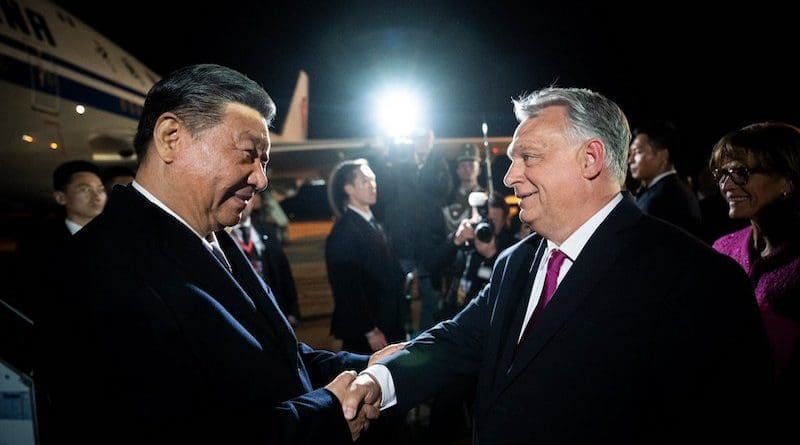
[{"left": 0, "top": 0, "right": 309, "bottom": 206}]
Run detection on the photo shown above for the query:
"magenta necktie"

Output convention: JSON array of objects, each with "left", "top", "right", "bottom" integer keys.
[
  {"left": 520, "top": 248, "right": 568, "bottom": 342},
  {"left": 540, "top": 249, "right": 567, "bottom": 308}
]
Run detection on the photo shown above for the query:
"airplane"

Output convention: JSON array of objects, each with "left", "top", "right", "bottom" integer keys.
[{"left": 0, "top": 0, "right": 310, "bottom": 208}]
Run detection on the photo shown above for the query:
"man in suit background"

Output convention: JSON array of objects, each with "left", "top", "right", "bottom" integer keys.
[
  {"left": 325, "top": 159, "right": 407, "bottom": 354},
  {"left": 344, "top": 87, "right": 772, "bottom": 443},
  {"left": 13, "top": 160, "right": 107, "bottom": 320},
  {"left": 628, "top": 120, "right": 702, "bottom": 235},
  {"left": 35, "top": 64, "right": 398, "bottom": 445}
]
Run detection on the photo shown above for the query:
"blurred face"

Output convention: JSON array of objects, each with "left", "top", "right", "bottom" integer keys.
[
  {"left": 628, "top": 133, "right": 668, "bottom": 183},
  {"left": 716, "top": 154, "right": 791, "bottom": 220},
  {"left": 488, "top": 205, "right": 508, "bottom": 234},
  {"left": 177, "top": 103, "right": 269, "bottom": 234},
  {"left": 457, "top": 160, "right": 479, "bottom": 185},
  {"left": 345, "top": 165, "right": 377, "bottom": 210},
  {"left": 413, "top": 130, "right": 434, "bottom": 165},
  {"left": 55, "top": 171, "right": 107, "bottom": 225},
  {"left": 503, "top": 106, "right": 586, "bottom": 241}
]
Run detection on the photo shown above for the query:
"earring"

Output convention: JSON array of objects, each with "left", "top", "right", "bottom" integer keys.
[{"left": 781, "top": 191, "right": 789, "bottom": 199}]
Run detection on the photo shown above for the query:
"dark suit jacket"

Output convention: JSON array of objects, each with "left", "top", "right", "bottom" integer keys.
[
  {"left": 325, "top": 209, "right": 406, "bottom": 352},
  {"left": 635, "top": 173, "right": 702, "bottom": 235},
  {"left": 385, "top": 194, "right": 772, "bottom": 444},
  {"left": 12, "top": 218, "right": 73, "bottom": 321},
  {"left": 35, "top": 186, "right": 368, "bottom": 445}
]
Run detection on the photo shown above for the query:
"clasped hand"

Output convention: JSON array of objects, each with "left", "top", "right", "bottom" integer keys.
[{"left": 325, "top": 342, "right": 404, "bottom": 441}]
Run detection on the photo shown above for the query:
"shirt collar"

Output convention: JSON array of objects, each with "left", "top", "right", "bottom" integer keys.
[
  {"left": 546, "top": 193, "right": 623, "bottom": 261},
  {"left": 347, "top": 204, "right": 374, "bottom": 223},
  {"left": 646, "top": 169, "right": 677, "bottom": 188},
  {"left": 131, "top": 181, "right": 213, "bottom": 249},
  {"left": 64, "top": 219, "right": 82, "bottom": 235}
]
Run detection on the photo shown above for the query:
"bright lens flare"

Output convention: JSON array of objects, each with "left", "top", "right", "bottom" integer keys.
[{"left": 375, "top": 88, "right": 423, "bottom": 137}]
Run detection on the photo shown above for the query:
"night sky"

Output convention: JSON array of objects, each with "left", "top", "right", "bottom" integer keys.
[{"left": 56, "top": 0, "right": 799, "bottom": 175}]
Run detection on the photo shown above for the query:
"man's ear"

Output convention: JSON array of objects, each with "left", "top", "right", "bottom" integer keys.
[
  {"left": 343, "top": 183, "right": 354, "bottom": 198},
  {"left": 152, "top": 113, "right": 182, "bottom": 163},
  {"left": 53, "top": 190, "right": 67, "bottom": 206},
  {"left": 581, "top": 139, "right": 605, "bottom": 179}
]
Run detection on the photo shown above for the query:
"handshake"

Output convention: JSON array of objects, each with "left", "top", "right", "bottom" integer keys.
[{"left": 324, "top": 343, "right": 405, "bottom": 441}]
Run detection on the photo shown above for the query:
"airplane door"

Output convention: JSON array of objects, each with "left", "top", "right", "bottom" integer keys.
[{"left": 27, "top": 46, "right": 59, "bottom": 114}]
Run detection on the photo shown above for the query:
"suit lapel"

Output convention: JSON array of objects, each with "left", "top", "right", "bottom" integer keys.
[
  {"left": 346, "top": 210, "right": 390, "bottom": 252},
  {"left": 482, "top": 236, "right": 544, "bottom": 385},
  {"left": 136, "top": 196, "right": 288, "bottom": 363},
  {"left": 491, "top": 195, "right": 642, "bottom": 401},
  {"left": 217, "top": 230, "right": 298, "bottom": 362}
]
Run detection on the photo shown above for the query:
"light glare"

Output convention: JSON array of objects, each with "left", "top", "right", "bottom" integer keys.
[{"left": 375, "top": 88, "right": 423, "bottom": 137}]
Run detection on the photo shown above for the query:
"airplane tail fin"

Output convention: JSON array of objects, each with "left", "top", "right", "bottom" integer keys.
[{"left": 278, "top": 70, "right": 309, "bottom": 142}]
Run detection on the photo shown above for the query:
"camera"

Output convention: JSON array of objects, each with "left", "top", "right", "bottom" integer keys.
[{"left": 468, "top": 192, "right": 494, "bottom": 243}]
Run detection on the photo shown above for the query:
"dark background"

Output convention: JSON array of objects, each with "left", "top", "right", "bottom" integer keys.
[{"left": 56, "top": 0, "right": 799, "bottom": 176}]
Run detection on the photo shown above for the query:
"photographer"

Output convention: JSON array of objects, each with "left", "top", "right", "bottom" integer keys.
[{"left": 445, "top": 192, "right": 516, "bottom": 314}]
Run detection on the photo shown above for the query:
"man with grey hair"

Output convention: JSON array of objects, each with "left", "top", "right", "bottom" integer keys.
[{"left": 343, "top": 87, "right": 771, "bottom": 443}]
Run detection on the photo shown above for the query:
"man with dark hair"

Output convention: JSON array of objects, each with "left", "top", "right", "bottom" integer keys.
[
  {"left": 628, "top": 120, "right": 702, "bottom": 235},
  {"left": 13, "top": 160, "right": 106, "bottom": 319},
  {"left": 51, "top": 160, "right": 107, "bottom": 234},
  {"left": 36, "top": 64, "right": 396, "bottom": 445},
  {"left": 325, "top": 159, "right": 406, "bottom": 354},
  {"left": 344, "top": 88, "right": 771, "bottom": 444}
]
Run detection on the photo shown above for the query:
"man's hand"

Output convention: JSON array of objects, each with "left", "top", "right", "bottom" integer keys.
[
  {"left": 454, "top": 218, "right": 477, "bottom": 246},
  {"left": 325, "top": 370, "right": 357, "bottom": 404},
  {"left": 342, "top": 373, "right": 383, "bottom": 422},
  {"left": 327, "top": 371, "right": 378, "bottom": 441},
  {"left": 366, "top": 327, "right": 387, "bottom": 351},
  {"left": 368, "top": 342, "right": 406, "bottom": 366}
]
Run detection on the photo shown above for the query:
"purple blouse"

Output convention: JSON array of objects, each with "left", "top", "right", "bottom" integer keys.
[{"left": 714, "top": 226, "right": 800, "bottom": 377}]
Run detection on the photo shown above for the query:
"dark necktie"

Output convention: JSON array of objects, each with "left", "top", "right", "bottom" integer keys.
[
  {"left": 518, "top": 248, "right": 567, "bottom": 343},
  {"left": 369, "top": 217, "right": 387, "bottom": 242},
  {"left": 240, "top": 225, "right": 251, "bottom": 245}
]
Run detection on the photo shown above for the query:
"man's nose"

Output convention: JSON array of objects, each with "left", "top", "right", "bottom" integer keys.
[
  {"left": 503, "top": 159, "right": 520, "bottom": 188},
  {"left": 250, "top": 163, "right": 268, "bottom": 192}
]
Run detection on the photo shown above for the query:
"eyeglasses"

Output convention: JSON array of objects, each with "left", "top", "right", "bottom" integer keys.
[{"left": 711, "top": 166, "right": 769, "bottom": 186}]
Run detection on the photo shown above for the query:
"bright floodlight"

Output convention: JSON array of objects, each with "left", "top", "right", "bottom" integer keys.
[{"left": 375, "top": 88, "right": 423, "bottom": 137}]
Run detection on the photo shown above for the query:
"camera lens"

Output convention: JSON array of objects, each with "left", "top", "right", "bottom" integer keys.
[{"left": 475, "top": 220, "right": 494, "bottom": 243}]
